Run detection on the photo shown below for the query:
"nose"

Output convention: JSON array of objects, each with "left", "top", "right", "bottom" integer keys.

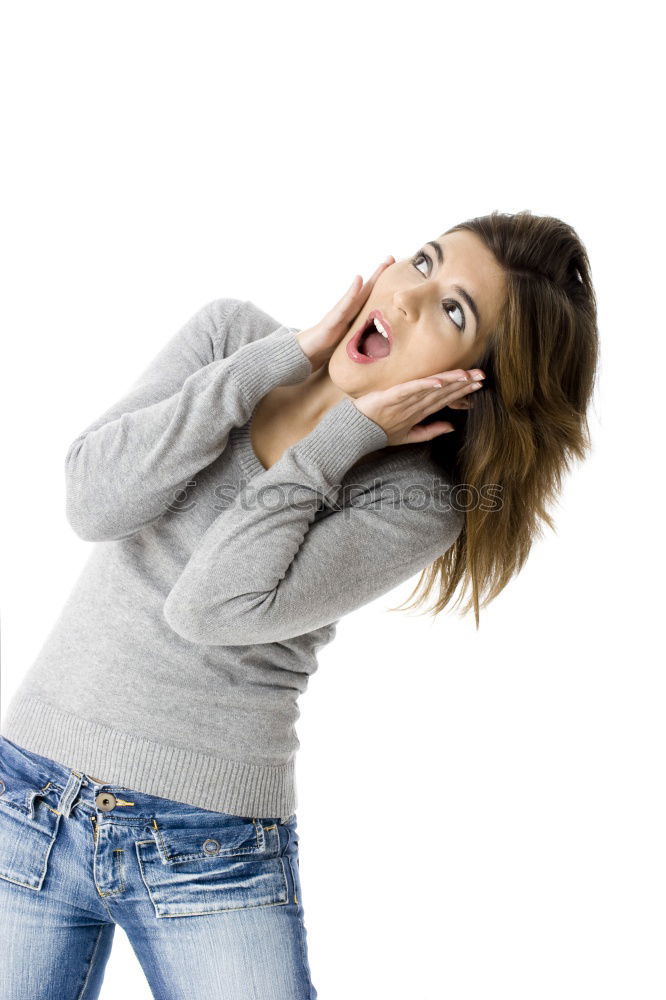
[{"left": 392, "top": 285, "right": 424, "bottom": 321}]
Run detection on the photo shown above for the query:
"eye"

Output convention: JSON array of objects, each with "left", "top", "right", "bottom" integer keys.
[
  {"left": 410, "top": 250, "right": 466, "bottom": 332},
  {"left": 445, "top": 300, "right": 464, "bottom": 330},
  {"left": 411, "top": 251, "right": 430, "bottom": 279}
]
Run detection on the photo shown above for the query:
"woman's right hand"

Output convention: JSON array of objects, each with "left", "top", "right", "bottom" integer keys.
[
  {"left": 352, "top": 369, "right": 486, "bottom": 446},
  {"left": 296, "top": 257, "right": 395, "bottom": 373}
]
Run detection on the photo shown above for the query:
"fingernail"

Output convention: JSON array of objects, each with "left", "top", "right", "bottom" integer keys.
[{"left": 383, "top": 255, "right": 393, "bottom": 264}]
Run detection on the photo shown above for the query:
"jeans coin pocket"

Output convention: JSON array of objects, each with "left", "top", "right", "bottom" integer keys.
[
  {"left": 0, "top": 762, "right": 61, "bottom": 891},
  {"left": 135, "top": 813, "right": 289, "bottom": 918}
]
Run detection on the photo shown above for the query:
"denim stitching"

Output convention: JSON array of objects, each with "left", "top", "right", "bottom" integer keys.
[
  {"left": 134, "top": 840, "right": 290, "bottom": 916},
  {"left": 288, "top": 855, "right": 317, "bottom": 997}
]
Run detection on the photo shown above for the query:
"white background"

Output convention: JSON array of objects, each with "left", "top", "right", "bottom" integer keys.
[{"left": 1, "top": 2, "right": 664, "bottom": 998}]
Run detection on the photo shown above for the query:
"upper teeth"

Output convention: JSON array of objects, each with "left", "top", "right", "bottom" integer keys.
[{"left": 373, "top": 318, "right": 389, "bottom": 339}]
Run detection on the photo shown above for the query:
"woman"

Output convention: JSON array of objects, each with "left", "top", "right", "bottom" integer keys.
[{"left": 0, "top": 209, "right": 599, "bottom": 999}]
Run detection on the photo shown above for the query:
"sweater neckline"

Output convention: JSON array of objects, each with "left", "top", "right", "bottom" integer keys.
[{"left": 233, "top": 412, "right": 435, "bottom": 483}]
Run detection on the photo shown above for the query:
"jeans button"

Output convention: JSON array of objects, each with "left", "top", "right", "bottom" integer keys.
[{"left": 95, "top": 791, "right": 117, "bottom": 811}]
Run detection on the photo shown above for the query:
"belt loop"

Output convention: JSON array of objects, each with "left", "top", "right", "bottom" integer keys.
[{"left": 55, "top": 769, "right": 84, "bottom": 818}]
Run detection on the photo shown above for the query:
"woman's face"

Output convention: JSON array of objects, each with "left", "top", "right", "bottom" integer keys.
[{"left": 328, "top": 228, "right": 507, "bottom": 394}]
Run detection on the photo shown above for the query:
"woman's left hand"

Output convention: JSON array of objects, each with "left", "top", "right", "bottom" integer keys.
[{"left": 296, "top": 256, "right": 394, "bottom": 372}]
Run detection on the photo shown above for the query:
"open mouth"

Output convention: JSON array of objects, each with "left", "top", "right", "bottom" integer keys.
[{"left": 347, "top": 312, "right": 392, "bottom": 363}]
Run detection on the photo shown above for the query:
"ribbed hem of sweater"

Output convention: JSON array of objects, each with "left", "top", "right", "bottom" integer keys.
[{"left": 1, "top": 696, "right": 296, "bottom": 822}]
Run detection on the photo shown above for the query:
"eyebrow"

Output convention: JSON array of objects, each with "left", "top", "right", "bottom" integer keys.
[{"left": 426, "top": 240, "right": 481, "bottom": 331}]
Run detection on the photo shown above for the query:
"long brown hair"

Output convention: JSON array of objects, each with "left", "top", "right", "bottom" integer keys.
[{"left": 389, "top": 209, "right": 600, "bottom": 628}]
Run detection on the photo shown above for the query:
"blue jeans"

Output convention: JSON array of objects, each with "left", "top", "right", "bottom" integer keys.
[{"left": 0, "top": 735, "right": 318, "bottom": 999}]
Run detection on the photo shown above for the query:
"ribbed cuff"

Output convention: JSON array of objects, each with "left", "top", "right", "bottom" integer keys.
[
  {"left": 293, "top": 396, "right": 389, "bottom": 486},
  {"left": 226, "top": 326, "right": 313, "bottom": 405}
]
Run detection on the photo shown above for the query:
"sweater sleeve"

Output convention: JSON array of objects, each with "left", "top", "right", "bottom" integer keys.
[
  {"left": 162, "top": 396, "right": 463, "bottom": 645},
  {"left": 64, "top": 298, "right": 313, "bottom": 542}
]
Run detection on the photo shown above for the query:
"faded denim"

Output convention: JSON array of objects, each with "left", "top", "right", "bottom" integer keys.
[{"left": 0, "top": 735, "right": 317, "bottom": 999}]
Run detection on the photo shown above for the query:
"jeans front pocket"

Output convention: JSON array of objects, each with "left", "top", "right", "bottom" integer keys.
[
  {"left": 0, "top": 746, "right": 62, "bottom": 891},
  {"left": 136, "top": 811, "right": 290, "bottom": 918}
]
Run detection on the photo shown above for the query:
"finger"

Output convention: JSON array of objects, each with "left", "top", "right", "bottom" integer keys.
[
  {"left": 388, "top": 376, "right": 453, "bottom": 398},
  {"left": 405, "top": 380, "right": 477, "bottom": 423},
  {"left": 356, "top": 256, "right": 394, "bottom": 299},
  {"left": 338, "top": 257, "right": 392, "bottom": 307},
  {"left": 432, "top": 381, "right": 483, "bottom": 411},
  {"left": 399, "top": 370, "right": 484, "bottom": 394},
  {"left": 381, "top": 382, "right": 475, "bottom": 432},
  {"left": 331, "top": 257, "right": 394, "bottom": 332},
  {"left": 326, "top": 275, "right": 362, "bottom": 323},
  {"left": 423, "top": 376, "right": 485, "bottom": 399},
  {"left": 415, "top": 380, "right": 483, "bottom": 419},
  {"left": 432, "top": 368, "right": 486, "bottom": 383},
  {"left": 390, "top": 375, "right": 479, "bottom": 402},
  {"left": 363, "top": 255, "right": 394, "bottom": 286},
  {"left": 405, "top": 420, "right": 455, "bottom": 444},
  {"left": 340, "top": 275, "right": 361, "bottom": 301}
]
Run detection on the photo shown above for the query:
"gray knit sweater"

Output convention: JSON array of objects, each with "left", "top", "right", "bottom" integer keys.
[{"left": 1, "top": 298, "right": 463, "bottom": 820}]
